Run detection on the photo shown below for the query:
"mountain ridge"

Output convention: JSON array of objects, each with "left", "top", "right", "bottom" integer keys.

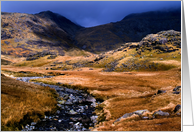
[{"left": 1, "top": 9, "right": 181, "bottom": 56}]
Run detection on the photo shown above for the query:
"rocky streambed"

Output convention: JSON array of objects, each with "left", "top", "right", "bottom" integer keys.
[{"left": 15, "top": 76, "right": 99, "bottom": 131}]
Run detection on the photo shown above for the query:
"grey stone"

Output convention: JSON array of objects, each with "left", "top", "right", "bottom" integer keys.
[
  {"left": 31, "top": 122, "right": 36, "bottom": 126},
  {"left": 58, "top": 100, "right": 66, "bottom": 104},
  {"left": 153, "top": 110, "right": 169, "bottom": 118},
  {"left": 56, "top": 110, "right": 60, "bottom": 114},
  {"left": 133, "top": 109, "right": 149, "bottom": 115},
  {"left": 68, "top": 109, "right": 78, "bottom": 115},
  {"left": 142, "top": 116, "right": 149, "bottom": 120},
  {"left": 65, "top": 101, "right": 73, "bottom": 105}
]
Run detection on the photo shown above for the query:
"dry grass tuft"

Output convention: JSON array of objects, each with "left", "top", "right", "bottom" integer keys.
[{"left": 1, "top": 74, "right": 57, "bottom": 131}]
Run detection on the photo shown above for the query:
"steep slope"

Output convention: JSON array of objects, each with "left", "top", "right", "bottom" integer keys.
[
  {"left": 1, "top": 11, "right": 83, "bottom": 57},
  {"left": 1, "top": 9, "right": 181, "bottom": 57},
  {"left": 74, "top": 9, "right": 181, "bottom": 52}
]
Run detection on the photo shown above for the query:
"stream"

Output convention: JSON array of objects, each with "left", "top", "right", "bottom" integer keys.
[{"left": 15, "top": 76, "right": 99, "bottom": 131}]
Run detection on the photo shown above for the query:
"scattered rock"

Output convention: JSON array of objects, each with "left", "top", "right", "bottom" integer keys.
[
  {"left": 31, "top": 122, "right": 36, "bottom": 126},
  {"left": 114, "top": 109, "right": 149, "bottom": 123},
  {"left": 133, "top": 109, "right": 149, "bottom": 115},
  {"left": 142, "top": 116, "right": 149, "bottom": 120},
  {"left": 58, "top": 100, "right": 66, "bottom": 104},
  {"left": 157, "top": 90, "right": 166, "bottom": 94},
  {"left": 173, "top": 91, "right": 181, "bottom": 94},
  {"left": 173, "top": 86, "right": 181, "bottom": 91},
  {"left": 68, "top": 109, "right": 78, "bottom": 115},
  {"left": 153, "top": 110, "right": 169, "bottom": 118},
  {"left": 174, "top": 104, "right": 181, "bottom": 113}
]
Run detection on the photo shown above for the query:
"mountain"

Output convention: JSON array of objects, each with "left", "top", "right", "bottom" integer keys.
[
  {"left": 74, "top": 9, "right": 181, "bottom": 52},
  {"left": 1, "top": 11, "right": 83, "bottom": 57},
  {"left": 1, "top": 9, "right": 181, "bottom": 57}
]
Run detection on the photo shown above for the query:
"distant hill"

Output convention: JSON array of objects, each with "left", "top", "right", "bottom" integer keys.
[
  {"left": 1, "top": 9, "right": 181, "bottom": 56},
  {"left": 74, "top": 9, "right": 181, "bottom": 52}
]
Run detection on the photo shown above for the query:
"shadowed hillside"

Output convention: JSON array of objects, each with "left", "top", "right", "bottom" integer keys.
[
  {"left": 74, "top": 9, "right": 181, "bottom": 52},
  {"left": 1, "top": 11, "right": 83, "bottom": 57}
]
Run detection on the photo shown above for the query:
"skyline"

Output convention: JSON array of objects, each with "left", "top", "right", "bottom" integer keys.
[{"left": 1, "top": 1, "right": 181, "bottom": 27}]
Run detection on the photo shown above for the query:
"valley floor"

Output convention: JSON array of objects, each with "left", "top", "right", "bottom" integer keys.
[{"left": 1, "top": 65, "right": 181, "bottom": 131}]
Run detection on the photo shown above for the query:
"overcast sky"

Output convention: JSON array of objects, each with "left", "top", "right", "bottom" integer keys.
[{"left": 1, "top": 1, "right": 181, "bottom": 27}]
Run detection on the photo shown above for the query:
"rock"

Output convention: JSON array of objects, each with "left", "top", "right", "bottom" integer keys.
[
  {"left": 82, "top": 115, "right": 91, "bottom": 128},
  {"left": 82, "top": 127, "right": 88, "bottom": 131},
  {"left": 173, "top": 91, "right": 181, "bottom": 94},
  {"left": 85, "top": 96, "right": 96, "bottom": 103},
  {"left": 153, "top": 110, "right": 169, "bottom": 118},
  {"left": 85, "top": 105, "right": 88, "bottom": 109},
  {"left": 157, "top": 90, "right": 166, "bottom": 94},
  {"left": 70, "top": 117, "right": 81, "bottom": 122},
  {"left": 68, "top": 109, "right": 78, "bottom": 115},
  {"left": 63, "top": 94, "right": 69, "bottom": 100},
  {"left": 57, "top": 104, "right": 63, "bottom": 107},
  {"left": 133, "top": 109, "right": 149, "bottom": 115},
  {"left": 65, "top": 101, "right": 73, "bottom": 105},
  {"left": 56, "top": 110, "right": 60, "bottom": 114},
  {"left": 174, "top": 104, "right": 181, "bottom": 113},
  {"left": 58, "top": 100, "right": 66, "bottom": 104},
  {"left": 91, "top": 102, "right": 96, "bottom": 107},
  {"left": 90, "top": 115, "right": 98, "bottom": 124},
  {"left": 173, "top": 86, "right": 181, "bottom": 91},
  {"left": 69, "top": 122, "right": 74, "bottom": 125},
  {"left": 31, "top": 122, "right": 36, "bottom": 126},
  {"left": 142, "top": 116, "right": 149, "bottom": 120},
  {"left": 114, "top": 113, "right": 133, "bottom": 123}
]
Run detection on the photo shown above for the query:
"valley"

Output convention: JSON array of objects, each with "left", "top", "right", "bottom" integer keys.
[{"left": 1, "top": 10, "right": 181, "bottom": 131}]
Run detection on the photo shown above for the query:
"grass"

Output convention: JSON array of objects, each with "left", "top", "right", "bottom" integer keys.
[
  {"left": 1, "top": 62, "right": 181, "bottom": 131},
  {"left": 1, "top": 59, "right": 12, "bottom": 65},
  {"left": 1, "top": 74, "right": 58, "bottom": 131},
  {"left": 14, "top": 55, "right": 53, "bottom": 67},
  {"left": 1, "top": 30, "right": 181, "bottom": 131},
  {"left": 1, "top": 69, "right": 46, "bottom": 77},
  {"left": 30, "top": 78, "right": 89, "bottom": 92}
]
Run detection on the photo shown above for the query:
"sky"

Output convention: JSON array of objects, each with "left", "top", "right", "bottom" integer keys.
[{"left": 1, "top": 1, "right": 181, "bottom": 27}]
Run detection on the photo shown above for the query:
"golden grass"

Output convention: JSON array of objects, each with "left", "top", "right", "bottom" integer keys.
[
  {"left": 1, "top": 56, "right": 181, "bottom": 131},
  {"left": 1, "top": 74, "right": 58, "bottom": 131},
  {"left": 94, "top": 117, "right": 181, "bottom": 131},
  {"left": 14, "top": 55, "right": 53, "bottom": 67}
]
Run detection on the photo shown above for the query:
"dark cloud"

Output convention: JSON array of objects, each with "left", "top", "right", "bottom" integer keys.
[{"left": 1, "top": 1, "right": 181, "bottom": 27}]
